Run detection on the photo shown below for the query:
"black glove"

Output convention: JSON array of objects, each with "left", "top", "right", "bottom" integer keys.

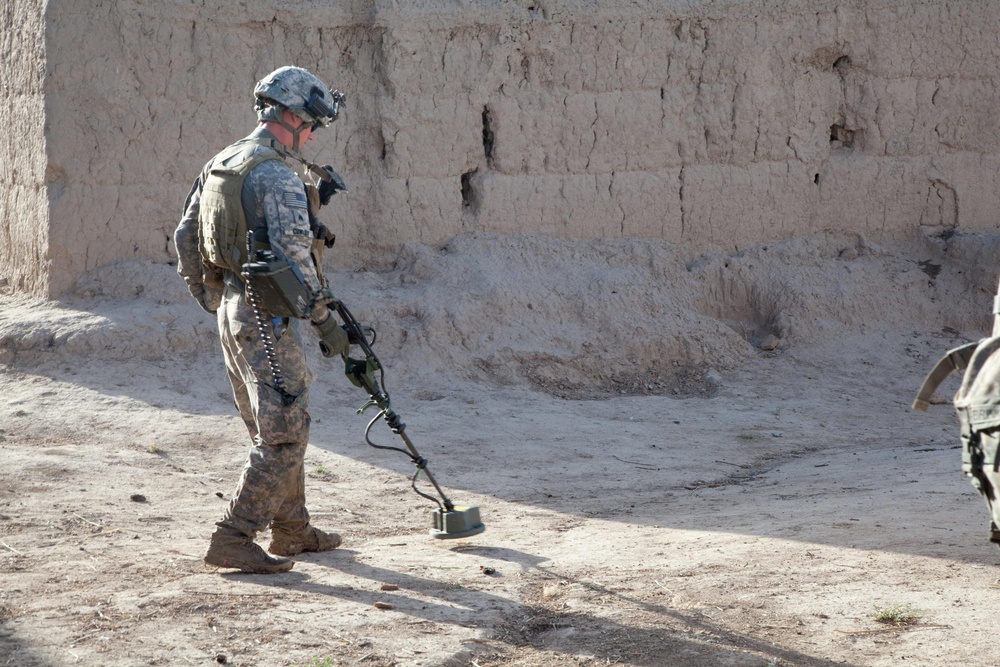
[{"left": 318, "top": 165, "right": 348, "bottom": 205}]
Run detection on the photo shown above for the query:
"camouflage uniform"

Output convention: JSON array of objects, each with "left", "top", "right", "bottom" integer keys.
[{"left": 175, "top": 126, "right": 327, "bottom": 554}]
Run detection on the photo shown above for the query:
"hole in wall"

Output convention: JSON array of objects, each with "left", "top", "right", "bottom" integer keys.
[
  {"left": 830, "top": 123, "right": 855, "bottom": 148},
  {"left": 525, "top": 1, "right": 548, "bottom": 19},
  {"left": 482, "top": 106, "right": 495, "bottom": 166},
  {"left": 461, "top": 169, "right": 479, "bottom": 209},
  {"left": 813, "top": 173, "right": 820, "bottom": 185},
  {"left": 832, "top": 55, "right": 851, "bottom": 76}
]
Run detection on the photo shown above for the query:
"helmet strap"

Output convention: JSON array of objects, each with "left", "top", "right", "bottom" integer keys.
[{"left": 270, "top": 108, "right": 310, "bottom": 152}]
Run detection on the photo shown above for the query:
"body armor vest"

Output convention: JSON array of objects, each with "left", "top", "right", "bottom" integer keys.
[{"left": 198, "top": 140, "right": 281, "bottom": 274}]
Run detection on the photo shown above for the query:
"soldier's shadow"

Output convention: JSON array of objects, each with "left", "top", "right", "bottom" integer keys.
[{"left": 237, "top": 546, "right": 858, "bottom": 667}]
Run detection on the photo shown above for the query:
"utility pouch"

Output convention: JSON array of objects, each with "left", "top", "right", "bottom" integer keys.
[{"left": 241, "top": 251, "right": 313, "bottom": 319}]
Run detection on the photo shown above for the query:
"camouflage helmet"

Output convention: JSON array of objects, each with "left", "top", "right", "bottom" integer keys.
[{"left": 253, "top": 66, "right": 344, "bottom": 128}]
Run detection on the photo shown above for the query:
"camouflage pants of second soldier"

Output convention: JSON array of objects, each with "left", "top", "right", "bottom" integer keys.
[
  {"left": 215, "top": 279, "right": 316, "bottom": 539},
  {"left": 965, "top": 427, "right": 1000, "bottom": 545}
]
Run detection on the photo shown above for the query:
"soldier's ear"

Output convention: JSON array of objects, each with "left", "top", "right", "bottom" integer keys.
[{"left": 281, "top": 109, "right": 303, "bottom": 128}]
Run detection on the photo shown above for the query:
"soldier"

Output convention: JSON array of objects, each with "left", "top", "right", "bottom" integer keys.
[{"left": 174, "top": 66, "right": 350, "bottom": 574}]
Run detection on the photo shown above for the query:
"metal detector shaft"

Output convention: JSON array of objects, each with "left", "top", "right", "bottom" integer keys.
[
  {"left": 333, "top": 299, "right": 454, "bottom": 510},
  {"left": 383, "top": 411, "right": 456, "bottom": 513},
  {"left": 331, "top": 298, "right": 484, "bottom": 539}
]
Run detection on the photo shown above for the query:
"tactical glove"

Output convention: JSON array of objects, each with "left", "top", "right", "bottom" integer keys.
[
  {"left": 313, "top": 312, "right": 349, "bottom": 357},
  {"left": 317, "top": 165, "right": 348, "bottom": 205},
  {"left": 185, "top": 280, "right": 219, "bottom": 314}
]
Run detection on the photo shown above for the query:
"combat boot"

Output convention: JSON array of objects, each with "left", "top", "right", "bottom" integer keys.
[
  {"left": 205, "top": 527, "right": 294, "bottom": 574},
  {"left": 268, "top": 526, "right": 342, "bottom": 557}
]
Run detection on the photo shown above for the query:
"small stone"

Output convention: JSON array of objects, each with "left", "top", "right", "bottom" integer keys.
[
  {"left": 129, "top": 494, "right": 147, "bottom": 503},
  {"left": 929, "top": 392, "right": 950, "bottom": 405},
  {"left": 760, "top": 334, "right": 780, "bottom": 351},
  {"left": 374, "top": 601, "right": 395, "bottom": 610}
]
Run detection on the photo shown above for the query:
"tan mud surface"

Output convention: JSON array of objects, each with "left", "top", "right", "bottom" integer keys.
[{"left": 2, "top": 233, "right": 999, "bottom": 666}]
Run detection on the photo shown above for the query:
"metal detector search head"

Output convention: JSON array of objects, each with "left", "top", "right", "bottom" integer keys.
[{"left": 431, "top": 505, "right": 485, "bottom": 540}]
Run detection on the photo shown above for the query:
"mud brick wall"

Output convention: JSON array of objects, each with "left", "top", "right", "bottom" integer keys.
[
  {"left": 1, "top": 0, "right": 48, "bottom": 295},
  {"left": 4, "top": 0, "right": 1000, "bottom": 297}
]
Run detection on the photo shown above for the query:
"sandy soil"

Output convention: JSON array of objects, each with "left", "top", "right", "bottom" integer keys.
[{"left": 2, "top": 232, "right": 1000, "bottom": 667}]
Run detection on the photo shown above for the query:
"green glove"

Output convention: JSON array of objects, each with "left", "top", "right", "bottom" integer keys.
[{"left": 313, "top": 313, "right": 349, "bottom": 357}]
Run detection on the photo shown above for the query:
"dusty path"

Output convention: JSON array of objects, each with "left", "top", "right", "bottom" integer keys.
[{"left": 2, "top": 234, "right": 999, "bottom": 666}]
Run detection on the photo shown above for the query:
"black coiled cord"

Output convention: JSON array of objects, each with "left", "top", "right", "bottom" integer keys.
[{"left": 245, "top": 278, "right": 296, "bottom": 406}]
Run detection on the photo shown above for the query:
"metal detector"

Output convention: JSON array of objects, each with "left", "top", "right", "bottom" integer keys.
[{"left": 331, "top": 299, "right": 485, "bottom": 540}]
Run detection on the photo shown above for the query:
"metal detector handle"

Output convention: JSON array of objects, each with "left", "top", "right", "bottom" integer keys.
[{"left": 333, "top": 301, "right": 378, "bottom": 362}]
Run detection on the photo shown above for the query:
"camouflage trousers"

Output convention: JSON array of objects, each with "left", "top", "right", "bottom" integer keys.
[
  {"left": 964, "top": 427, "right": 1000, "bottom": 545},
  {"left": 215, "top": 280, "right": 316, "bottom": 539}
]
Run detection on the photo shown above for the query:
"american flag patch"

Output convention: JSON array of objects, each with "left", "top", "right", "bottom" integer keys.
[{"left": 282, "top": 191, "right": 308, "bottom": 209}]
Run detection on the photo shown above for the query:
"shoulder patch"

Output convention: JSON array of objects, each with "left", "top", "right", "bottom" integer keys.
[{"left": 282, "top": 191, "right": 308, "bottom": 209}]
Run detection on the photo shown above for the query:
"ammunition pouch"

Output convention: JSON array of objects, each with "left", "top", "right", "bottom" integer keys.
[{"left": 241, "top": 251, "right": 313, "bottom": 319}]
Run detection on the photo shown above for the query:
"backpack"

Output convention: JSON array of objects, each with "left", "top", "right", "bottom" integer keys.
[{"left": 915, "top": 291, "right": 1000, "bottom": 547}]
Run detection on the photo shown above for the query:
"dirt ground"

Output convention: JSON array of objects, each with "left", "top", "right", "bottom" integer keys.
[{"left": 3, "top": 232, "right": 1000, "bottom": 667}]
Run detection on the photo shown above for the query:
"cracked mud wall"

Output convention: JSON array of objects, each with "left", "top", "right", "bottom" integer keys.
[
  {"left": 1, "top": 0, "right": 47, "bottom": 295},
  {"left": 10, "top": 0, "right": 1000, "bottom": 297}
]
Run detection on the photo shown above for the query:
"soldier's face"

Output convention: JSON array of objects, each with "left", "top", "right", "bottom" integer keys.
[{"left": 298, "top": 117, "right": 316, "bottom": 145}]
